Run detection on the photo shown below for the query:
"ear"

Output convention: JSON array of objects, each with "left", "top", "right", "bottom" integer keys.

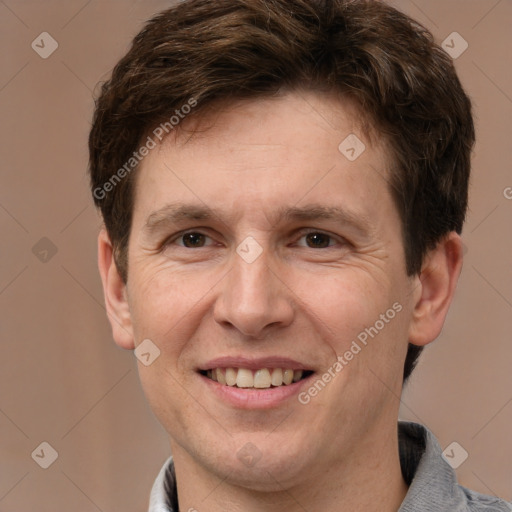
[
  {"left": 97, "top": 228, "right": 135, "bottom": 350},
  {"left": 408, "top": 232, "right": 463, "bottom": 347}
]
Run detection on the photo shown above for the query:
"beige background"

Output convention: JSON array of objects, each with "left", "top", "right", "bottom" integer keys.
[{"left": 0, "top": 0, "right": 511, "bottom": 510}]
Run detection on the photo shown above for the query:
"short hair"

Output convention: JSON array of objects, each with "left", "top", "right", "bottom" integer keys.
[{"left": 88, "top": 0, "right": 475, "bottom": 383}]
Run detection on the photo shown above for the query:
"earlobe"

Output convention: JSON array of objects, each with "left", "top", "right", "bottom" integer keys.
[
  {"left": 97, "top": 229, "right": 135, "bottom": 350},
  {"left": 408, "top": 232, "right": 463, "bottom": 347}
]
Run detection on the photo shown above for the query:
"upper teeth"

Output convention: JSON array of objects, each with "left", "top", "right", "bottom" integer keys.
[{"left": 206, "top": 368, "right": 304, "bottom": 388}]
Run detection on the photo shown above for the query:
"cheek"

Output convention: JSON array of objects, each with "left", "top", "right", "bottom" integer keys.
[
  {"left": 128, "top": 263, "right": 213, "bottom": 340},
  {"left": 294, "top": 266, "right": 410, "bottom": 399},
  {"left": 290, "top": 268, "right": 395, "bottom": 343},
  {"left": 127, "top": 269, "right": 210, "bottom": 423}
]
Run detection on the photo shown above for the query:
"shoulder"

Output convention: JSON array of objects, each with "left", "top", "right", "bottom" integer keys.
[
  {"left": 460, "top": 486, "right": 512, "bottom": 511},
  {"left": 398, "top": 421, "right": 511, "bottom": 512}
]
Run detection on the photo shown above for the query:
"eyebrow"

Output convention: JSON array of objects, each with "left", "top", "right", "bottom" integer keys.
[{"left": 143, "top": 202, "right": 374, "bottom": 236}]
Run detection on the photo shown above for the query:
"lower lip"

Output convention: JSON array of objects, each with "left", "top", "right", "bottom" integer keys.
[{"left": 200, "top": 373, "right": 313, "bottom": 409}]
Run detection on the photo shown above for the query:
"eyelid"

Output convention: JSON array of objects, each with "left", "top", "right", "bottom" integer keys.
[
  {"left": 162, "top": 227, "right": 348, "bottom": 249},
  {"left": 163, "top": 229, "right": 216, "bottom": 247},
  {"left": 293, "top": 228, "right": 346, "bottom": 247}
]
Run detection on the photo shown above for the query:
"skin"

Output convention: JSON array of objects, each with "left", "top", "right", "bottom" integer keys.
[{"left": 98, "top": 90, "right": 463, "bottom": 511}]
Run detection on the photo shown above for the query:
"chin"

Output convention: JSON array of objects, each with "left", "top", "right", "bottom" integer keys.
[
  {"left": 219, "top": 454, "right": 311, "bottom": 492},
  {"left": 197, "top": 432, "right": 316, "bottom": 492}
]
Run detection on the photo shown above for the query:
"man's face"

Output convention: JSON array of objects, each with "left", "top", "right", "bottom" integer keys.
[{"left": 123, "top": 91, "right": 418, "bottom": 488}]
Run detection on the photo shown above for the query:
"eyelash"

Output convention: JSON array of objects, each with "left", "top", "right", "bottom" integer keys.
[{"left": 163, "top": 229, "right": 346, "bottom": 250}]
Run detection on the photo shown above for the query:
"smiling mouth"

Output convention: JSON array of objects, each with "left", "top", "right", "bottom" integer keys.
[{"left": 199, "top": 368, "right": 314, "bottom": 389}]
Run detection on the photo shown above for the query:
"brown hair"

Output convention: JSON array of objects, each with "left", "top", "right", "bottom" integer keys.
[{"left": 88, "top": 0, "right": 475, "bottom": 382}]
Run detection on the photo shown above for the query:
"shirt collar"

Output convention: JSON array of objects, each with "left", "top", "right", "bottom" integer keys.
[
  {"left": 148, "top": 454, "right": 177, "bottom": 512},
  {"left": 397, "top": 421, "right": 461, "bottom": 511}
]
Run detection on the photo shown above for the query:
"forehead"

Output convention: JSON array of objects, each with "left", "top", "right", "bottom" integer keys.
[
  {"left": 169, "top": 90, "right": 379, "bottom": 155},
  {"left": 132, "top": 90, "right": 396, "bottom": 232}
]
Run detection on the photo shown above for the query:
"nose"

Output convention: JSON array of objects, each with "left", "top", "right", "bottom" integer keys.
[{"left": 213, "top": 244, "right": 294, "bottom": 339}]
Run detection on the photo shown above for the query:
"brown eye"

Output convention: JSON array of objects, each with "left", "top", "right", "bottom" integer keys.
[
  {"left": 304, "top": 232, "right": 334, "bottom": 248},
  {"left": 181, "top": 232, "right": 207, "bottom": 248}
]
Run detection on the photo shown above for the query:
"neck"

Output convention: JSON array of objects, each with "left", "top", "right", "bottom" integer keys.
[{"left": 170, "top": 422, "right": 408, "bottom": 512}]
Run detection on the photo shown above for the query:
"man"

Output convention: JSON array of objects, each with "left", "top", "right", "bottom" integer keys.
[{"left": 88, "top": 0, "right": 511, "bottom": 510}]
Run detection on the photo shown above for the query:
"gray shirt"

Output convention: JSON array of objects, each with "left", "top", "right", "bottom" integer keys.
[{"left": 148, "top": 421, "right": 511, "bottom": 511}]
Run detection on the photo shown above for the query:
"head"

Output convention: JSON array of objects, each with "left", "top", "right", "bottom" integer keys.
[{"left": 89, "top": 0, "right": 474, "bottom": 491}]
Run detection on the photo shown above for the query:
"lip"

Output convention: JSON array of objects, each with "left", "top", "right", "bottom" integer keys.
[
  {"left": 198, "top": 356, "right": 313, "bottom": 371},
  {"left": 200, "top": 373, "right": 314, "bottom": 409},
  {"left": 197, "top": 356, "right": 316, "bottom": 409}
]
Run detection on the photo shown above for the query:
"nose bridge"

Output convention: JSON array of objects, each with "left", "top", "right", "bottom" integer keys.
[
  {"left": 234, "top": 242, "right": 274, "bottom": 305},
  {"left": 213, "top": 239, "right": 293, "bottom": 337}
]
